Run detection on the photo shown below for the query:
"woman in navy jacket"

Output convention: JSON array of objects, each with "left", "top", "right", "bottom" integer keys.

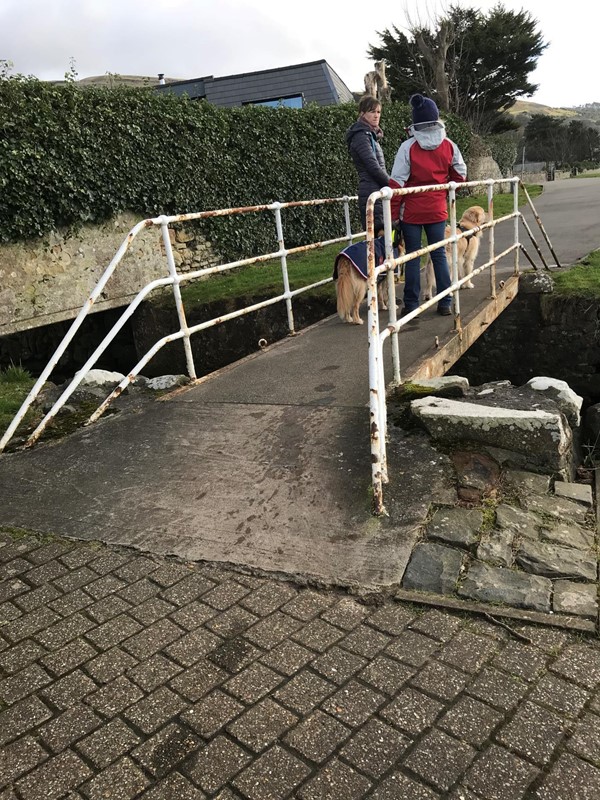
[{"left": 346, "top": 95, "right": 391, "bottom": 235}]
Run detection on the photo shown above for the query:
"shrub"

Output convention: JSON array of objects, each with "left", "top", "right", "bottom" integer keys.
[
  {"left": 0, "top": 76, "right": 472, "bottom": 259},
  {"left": 483, "top": 134, "right": 518, "bottom": 177}
]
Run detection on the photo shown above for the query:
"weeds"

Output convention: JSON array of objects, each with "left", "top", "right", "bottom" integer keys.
[
  {"left": 0, "top": 365, "right": 36, "bottom": 439},
  {"left": 0, "top": 364, "right": 32, "bottom": 383}
]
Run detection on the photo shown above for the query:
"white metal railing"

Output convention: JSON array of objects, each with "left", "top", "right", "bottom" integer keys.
[
  {"left": 0, "top": 195, "right": 362, "bottom": 453},
  {"left": 366, "top": 176, "right": 560, "bottom": 515}
]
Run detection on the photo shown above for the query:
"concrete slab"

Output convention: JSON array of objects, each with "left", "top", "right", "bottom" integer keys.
[{"left": 0, "top": 384, "right": 459, "bottom": 588}]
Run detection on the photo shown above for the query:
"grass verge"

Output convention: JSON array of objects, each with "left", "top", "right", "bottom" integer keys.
[{"left": 552, "top": 249, "right": 600, "bottom": 297}]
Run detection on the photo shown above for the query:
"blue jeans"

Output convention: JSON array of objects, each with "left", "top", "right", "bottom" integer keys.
[{"left": 401, "top": 220, "right": 451, "bottom": 311}]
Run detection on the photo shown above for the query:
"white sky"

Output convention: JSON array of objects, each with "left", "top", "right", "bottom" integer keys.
[{"left": 1, "top": 0, "right": 597, "bottom": 109}]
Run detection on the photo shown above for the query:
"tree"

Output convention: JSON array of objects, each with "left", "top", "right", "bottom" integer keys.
[
  {"left": 523, "top": 115, "right": 567, "bottom": 165},
  {"left": 525, "top": 115, "right": 600, "bottom": 166},
  {"left": 368, "top": 3, "right": 547, "bottom": 134},
  {"left": 567, "top": 120, "right": 600, "bottom": 163}
]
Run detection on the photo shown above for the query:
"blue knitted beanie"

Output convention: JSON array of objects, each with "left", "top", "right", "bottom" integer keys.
[{"left": 410, "top": 94, "right": 439, "bottom": 124}]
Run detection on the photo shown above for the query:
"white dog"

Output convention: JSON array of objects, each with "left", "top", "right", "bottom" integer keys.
[{"left": 424, "top": 205, "right": 487, "bottom": 300}]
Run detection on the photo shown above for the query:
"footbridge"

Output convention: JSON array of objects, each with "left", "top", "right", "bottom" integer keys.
[{"left": 0, "top": 177, "right": 598, "bottom": 590}]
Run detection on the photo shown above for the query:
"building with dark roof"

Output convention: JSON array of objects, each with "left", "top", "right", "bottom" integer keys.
[{"left": 155, "top": 59, "right": 355, "bottom": 108}]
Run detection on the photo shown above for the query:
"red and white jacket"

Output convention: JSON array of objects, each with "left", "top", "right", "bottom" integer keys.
[{"left": 390, "top": 123, "right": 467, "bottom": 224}]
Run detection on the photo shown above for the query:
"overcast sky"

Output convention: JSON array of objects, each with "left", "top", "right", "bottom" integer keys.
[{"left": 1, "top": 0, "right": 597, "bottom": 109}]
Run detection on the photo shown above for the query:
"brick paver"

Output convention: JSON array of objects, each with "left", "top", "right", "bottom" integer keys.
[{"left": 1, "top": 527, "right": 600, "bottom": 799}]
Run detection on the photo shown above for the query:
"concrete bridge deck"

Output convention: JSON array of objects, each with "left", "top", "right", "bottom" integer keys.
[{"left": 0, "top": 179, "right": 599, "bottom": 590}]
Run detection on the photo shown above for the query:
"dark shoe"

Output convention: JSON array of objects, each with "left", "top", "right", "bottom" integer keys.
[{"left": 437, "top": 306, "right": 452, "bottom": 316}]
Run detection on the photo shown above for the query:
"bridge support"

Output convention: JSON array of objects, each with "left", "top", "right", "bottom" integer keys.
[{"left": 404, "top": 275, "right": 520, "bottom": 383}]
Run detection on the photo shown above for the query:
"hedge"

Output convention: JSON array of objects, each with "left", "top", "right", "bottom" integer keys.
[{"left": 0, "top": 76, "right": 472, "bottom": 259}]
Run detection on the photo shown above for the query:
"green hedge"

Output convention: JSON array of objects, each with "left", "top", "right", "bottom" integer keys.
[{"left": 0, "top": 77, "right": 472, "bottom": 259}]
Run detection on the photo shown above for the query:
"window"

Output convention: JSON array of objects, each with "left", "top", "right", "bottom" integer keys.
[{"left": 246, "top": 94, "right": 304, "bottom": 109}]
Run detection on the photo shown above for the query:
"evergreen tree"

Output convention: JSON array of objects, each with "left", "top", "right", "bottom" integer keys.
[{"left": 368, "top": 4, "right": 547, "bottom": 134}]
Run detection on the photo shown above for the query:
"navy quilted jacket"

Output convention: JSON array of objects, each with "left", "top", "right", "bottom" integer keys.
[{"left": 346, "top": 118, "right": 390, "bottom": 225}]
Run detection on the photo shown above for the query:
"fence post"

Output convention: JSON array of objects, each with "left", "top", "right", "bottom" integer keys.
[
  {"left": 487, "top": 180, "right": 496, "bottom": 299},
  {"left": 343, "top": 196, "right": 353, "bottom": 247},
  {"left": 448, "top": 183, "right": 460, "bottom": 331},
  {"left": 271, "top": 202, "right": 295, "bottom": 335},
  {"left": 381, "top": 187, "right": 400, "bottom": 386},
  {"left": 366, "top": 194, "right": 387, "bottom": 515},
  {"left": 512, "top": 178, "right": 520, "bottom": 276},
  {"left": 160, "top": 219, "right": 197, "bottom": 380}
]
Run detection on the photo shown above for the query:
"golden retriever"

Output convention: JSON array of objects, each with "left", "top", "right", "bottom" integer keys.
[
  {"left": 424, "top": 205, "right": 487, "bottom": 300},
  {"left": 334, "top": 237, "right": 404, "bottom": 325},
  {"left": 335, "top": 258, "right": 391, "bottom": 325}
]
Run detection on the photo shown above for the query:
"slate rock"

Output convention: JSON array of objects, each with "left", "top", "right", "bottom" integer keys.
[
  {"left": 411, "top": 397, "right": 572, "bottom": 475},
  {"left": 521, "top": 493, "right": 589, "bottom": 525},
  {"left": 427, "top": 507, "right": 483, "bottom": 552},
  {"left": 526, "top": 376, "right": 582, "bottom": 428},
  {"left": 502, "top": 470, "right": 551, "bottom": 496},
  {"left": 516, "top": 540, "right": 596, "bottom": 581},
  {"left": 458, "top": 561, "right": 552, "bottom": 612},
  {"left": 553, "top": 581, "right": 598, "bottom": 618},
  {"left": 495, "top": 504, "right": 539, "bottom": 540},
  {"left": 146, "top": 375, "right": 190, "bottom": 391},
  {"left": 79, "top": 368, "right": 127, "bottom": 387},
  {"left": 539, "top": 521, "right": 594, "bottom": 551},
  {"left": 553, "top": 481, "right": 593, "bottom": 507},
  {"left": 401, "top": 543, "right": 465, "bottom": 595},
  {"left": 476, "top": 529, "right": 514, "bottom": 568}
]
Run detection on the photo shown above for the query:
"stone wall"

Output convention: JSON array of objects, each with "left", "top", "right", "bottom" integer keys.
[
  {"left": 0, "top": 213, "right": 221, "bottom": 336},
  {"left": 517, "top": 170, "right": 571, "bottom": 183},
  {"left": 454, "top": 271, "right": 600, "bottom": 405}
]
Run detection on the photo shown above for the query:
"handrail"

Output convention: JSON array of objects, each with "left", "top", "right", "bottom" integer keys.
[
  {"left": 367, "top": 176, "right": 560, "bottom": 515},
  {"left": 0, "top": 195, "right": 360, "bottom": 453}
]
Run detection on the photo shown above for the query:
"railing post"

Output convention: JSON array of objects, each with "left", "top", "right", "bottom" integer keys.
[
  {"left": 448, "top": 183, "right": 460, "bottom": 331},
  {"left": 487, "top": 180, "right": 496, "bottom": 298},
  {"left": 519, "top": 182, "right": 561, "bottom": 268},
  {"left": 512, "top": 177, "right": 520, "bottom": 276},
  {"left": 381, "top": 187, "right": 400, "bottom": 385},
  {"left": 160, "top": 218, "right": 197, "bottom": 380},
  {"left": 366, "top": 193, "right": 387, "bottom": 515},
  {"left": 272, "top": 202, "right": 295, "bottom": 335},
  {"left": 343, "top": 196, "right": 353, "bottom": 247}
]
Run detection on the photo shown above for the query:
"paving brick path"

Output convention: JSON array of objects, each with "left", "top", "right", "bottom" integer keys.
[{"left": 2, "top": 528, "right": 600, "bottom": 800}]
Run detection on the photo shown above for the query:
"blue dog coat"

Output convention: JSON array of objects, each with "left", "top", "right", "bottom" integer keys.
[{"left": 333, "top": 238, "right": 398, "bottom": 281}]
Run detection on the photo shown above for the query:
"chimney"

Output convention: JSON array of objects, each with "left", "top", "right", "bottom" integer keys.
[{"left": 158, "top": 73, "right": 165, "bottom": 85}]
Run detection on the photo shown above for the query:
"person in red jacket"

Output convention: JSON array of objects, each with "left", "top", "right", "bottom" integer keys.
[{"left": 391, "top": 94, "right": 467, "bottom": 316}]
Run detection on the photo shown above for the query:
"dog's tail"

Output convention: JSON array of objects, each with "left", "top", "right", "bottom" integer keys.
[{"left": 336, "top": 259, "right": 356, "bottom": 322}]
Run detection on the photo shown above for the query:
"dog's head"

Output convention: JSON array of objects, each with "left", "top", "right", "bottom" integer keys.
[{"left": 461, "top": 205, "right": 487, "bottom": 227}]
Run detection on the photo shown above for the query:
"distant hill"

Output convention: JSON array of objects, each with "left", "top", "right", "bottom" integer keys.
[
  {"left": 51, "top": 74, "right": 181, "bottom": 88},
  {"left": 509, "top": 99, "right": 600, "bottom": 120},
  {"left": 571, "top": 102, "right": 600, "bottom": 121},
  {"left": 508, "top": 99, "right": 578, "bottom": 118}
]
